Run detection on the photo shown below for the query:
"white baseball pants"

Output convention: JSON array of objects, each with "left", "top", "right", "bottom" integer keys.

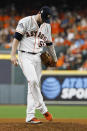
[{"left": 18, "top": 51, "right": 48, "bottom": 122}]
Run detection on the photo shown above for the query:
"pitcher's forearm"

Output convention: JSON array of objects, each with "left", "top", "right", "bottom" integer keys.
[
  {"left": 47, "top": 44, "right": 57, "bottom": 62},
  {"left": 11, "top": 38, "right": 19, "bottom": 56}
]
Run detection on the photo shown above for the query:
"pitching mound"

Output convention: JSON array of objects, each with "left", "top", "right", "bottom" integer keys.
[{"left": 0, "top": 119, "right": 87, "bottom": 131}]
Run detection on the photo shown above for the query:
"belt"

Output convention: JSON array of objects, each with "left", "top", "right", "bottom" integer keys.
[{"left": 19, "top": 50, "right": 37, "bottom": 55}]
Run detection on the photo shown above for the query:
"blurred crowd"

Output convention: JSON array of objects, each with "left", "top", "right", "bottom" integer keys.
[
  {"left": 0, "top": 5, "right": 26, "bottom": 49},
  {"left": 50, "top": 7, "right": 87, "bottom": 70},
  {"left": 0, "top": 5, "right": 87, "bottom": 70}
]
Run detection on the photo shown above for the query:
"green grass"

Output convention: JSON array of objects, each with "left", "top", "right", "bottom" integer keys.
[
  {"left": 0, "top": 105, "right": 26, "bottom": 118},
  {"left": 0, "top": 105, "right": 87, "bottom": 118}
]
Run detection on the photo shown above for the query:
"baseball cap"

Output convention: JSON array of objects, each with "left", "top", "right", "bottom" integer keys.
[{"left": 40, "top": 6, "right": 52, "bottom": 23}]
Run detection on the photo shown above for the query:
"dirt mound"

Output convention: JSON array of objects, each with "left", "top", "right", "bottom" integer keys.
[
  {"left": 0, "top": 122, "right": 87, "bottom": 131},
  {"left": 0, "top": 119, "right": 87, "bottom": 131}
]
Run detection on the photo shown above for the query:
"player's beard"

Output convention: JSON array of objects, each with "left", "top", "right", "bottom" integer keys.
[{"left": 38, "top": 14, "right": 43, "bottom": 24}]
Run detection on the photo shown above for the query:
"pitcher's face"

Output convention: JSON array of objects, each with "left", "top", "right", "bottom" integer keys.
[{"left": 39, "top": 14, "right": 43, "bottom": 24}]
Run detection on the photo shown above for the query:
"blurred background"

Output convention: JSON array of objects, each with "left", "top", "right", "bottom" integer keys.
[
  {"left": 1, "top": 0, "right": 87, "bottom": 70},
  {"left": 0, "top": 0, "right": 87, "bottom": 106}
]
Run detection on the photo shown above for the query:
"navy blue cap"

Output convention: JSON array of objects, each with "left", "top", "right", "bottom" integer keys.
[{"left": 40, "top": 6, "right": 52, "bottom": 23}]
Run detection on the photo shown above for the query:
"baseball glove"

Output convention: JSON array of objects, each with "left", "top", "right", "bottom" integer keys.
[{"left": 40, "top": 51, "right": 57, "bottom": 67}]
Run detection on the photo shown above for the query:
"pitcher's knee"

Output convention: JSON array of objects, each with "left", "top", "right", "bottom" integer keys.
[{"left": 28, "top": 78, "right": 38, "bottom": 87}]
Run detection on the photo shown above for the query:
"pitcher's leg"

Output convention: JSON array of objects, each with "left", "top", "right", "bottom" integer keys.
[
  {"left": 28, "top": 79, "right": 48, "bottom": 114},
  {"left": 35, "top": 62, "right": 52, "bottom": 121},
  {"left": 26, "top": 84, "right": 35, "bottom": 122},
  {"left": 22, "top": 60, "right": 48, "bottom": 115},
  {"left": 35, "top": 62, "right": 48, "bottom": 114},
  {"left": 18, "top": 53, "right": 36, "bottom": 121}
]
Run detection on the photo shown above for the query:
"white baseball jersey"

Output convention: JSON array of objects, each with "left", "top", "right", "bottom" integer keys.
[{"left": 16, "top": 15, "right": 52, "bottom": 53}]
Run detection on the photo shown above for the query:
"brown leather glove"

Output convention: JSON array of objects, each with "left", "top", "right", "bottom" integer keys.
[{"left": 40, "top": 51, "right": 57, "bottom": 67}]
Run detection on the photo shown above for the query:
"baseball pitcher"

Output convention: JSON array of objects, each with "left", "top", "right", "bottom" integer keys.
[{"left": 11, "top": 6, "right": 57, "bottom": 123}]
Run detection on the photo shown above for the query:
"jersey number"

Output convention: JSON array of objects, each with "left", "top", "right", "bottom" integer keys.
[{"left": 39, "top": 41, "right": 46, "bottom": 47}]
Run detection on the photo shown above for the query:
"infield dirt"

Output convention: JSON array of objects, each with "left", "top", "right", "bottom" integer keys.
[{"left": 0, "top": 118, "right": 87, "bottom": 131}]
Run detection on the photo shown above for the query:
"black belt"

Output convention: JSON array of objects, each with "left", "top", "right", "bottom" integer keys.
[{"left": 19, "top": 50, "right": 37, "bottom": 55}]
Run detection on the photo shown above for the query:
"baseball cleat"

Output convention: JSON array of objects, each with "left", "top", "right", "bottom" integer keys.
[
  {"left": 27, "top": 118, "right": 41, "bottom": 124},
  {"left": 43, "top": 111, "right": 53, "bottom": 121}
]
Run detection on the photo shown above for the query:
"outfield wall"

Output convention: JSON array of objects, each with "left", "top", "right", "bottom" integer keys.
[
  {"left": 0, "top": 54, "right": 27, "bottom": 104},
  {"left": 0, "top": 54, "right": 87, "bottom": 104},
  {"left": 0, "top": 85, "right": 26, "bottom": 104}
]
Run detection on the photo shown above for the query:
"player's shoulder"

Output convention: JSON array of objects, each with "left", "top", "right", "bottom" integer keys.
[
  {"left": 44, "top": 23, "right": 51, "bottom": 29},
  {"left": 19, "top": 16, "right": 31, "bottom": 23},
  {"left": 44, "top": 22, "right": 51, "bottom": 26},
  {"left": 42, "top": 23, "right": 51, "bottom": 33}
]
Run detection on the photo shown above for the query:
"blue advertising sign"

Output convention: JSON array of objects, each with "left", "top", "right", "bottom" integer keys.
[
  {"left": 41, "top": 71, "right": 87, "bottom": 101},
  {"left": 42, "top": 77, "right": 61, "bottom": 99}
]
